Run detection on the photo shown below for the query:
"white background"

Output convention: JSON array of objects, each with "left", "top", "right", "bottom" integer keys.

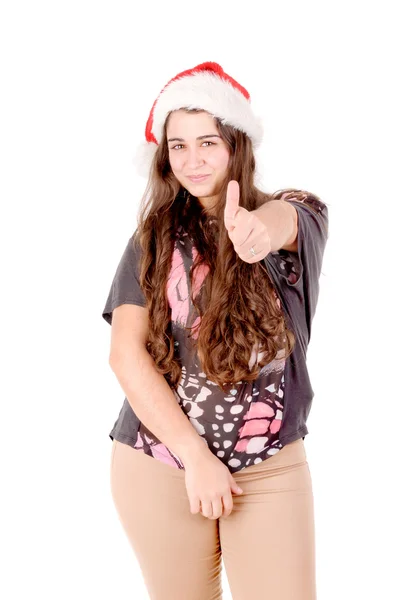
[{"left": 1, "top": 1, "right": 397, "bottom": 598}]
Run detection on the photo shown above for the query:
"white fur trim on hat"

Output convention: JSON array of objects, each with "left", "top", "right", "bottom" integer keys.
[{"left": 152, "top": 71, "right": 264, "bottom": 147}]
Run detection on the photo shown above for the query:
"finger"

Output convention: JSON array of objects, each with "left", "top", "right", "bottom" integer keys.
[
  {"left": 232, "top": 219, "right": 256, "bottom": 248},
  {"left": 240, "top": 229, "right": 271, "bottom": 262},
  {"left": 200, "top": 499, "right": 213, "bottom": 519},
  {"left": 190, "top": 497, "right": 201, "bottom": 515},
  {"left": 222, "top": 493, "right": 234, "bottom": 517},
  {"left": 209, "top": 497, "right": 223, "bottom": 520},
  {"left": 224, "top": 180, "right": 240, "bottom": 231}
]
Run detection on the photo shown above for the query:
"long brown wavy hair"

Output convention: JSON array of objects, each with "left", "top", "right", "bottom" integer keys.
[{"left": 133, "top": 108, "right": 314, "bottom": 394}]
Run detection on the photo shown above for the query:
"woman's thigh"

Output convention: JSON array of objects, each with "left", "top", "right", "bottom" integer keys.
[
  {"left": 219, "top": 438, "right": 316, "bottom": 600},
  {"left": 110, "top": 439, "right": 222, "bottom": 600}
]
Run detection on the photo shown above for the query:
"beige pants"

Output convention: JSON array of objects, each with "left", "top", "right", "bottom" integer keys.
[{"left": 110, "top": 436, "right": 316, "bottom": 600}]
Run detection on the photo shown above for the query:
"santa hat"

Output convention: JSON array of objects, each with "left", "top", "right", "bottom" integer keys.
[{"left": 133, "top": 61, "right": 264, "bottom": 179}]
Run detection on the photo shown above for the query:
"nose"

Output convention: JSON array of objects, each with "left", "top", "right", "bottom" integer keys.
[{"left": 185, "top": 146, "right": 205, "bottom": 169}]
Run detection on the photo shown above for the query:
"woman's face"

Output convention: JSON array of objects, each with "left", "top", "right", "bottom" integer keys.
[{"left": 166, "top": 109, "right": 230, "bottom": 210}]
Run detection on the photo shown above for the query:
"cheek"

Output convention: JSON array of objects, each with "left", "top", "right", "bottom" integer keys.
[
  {"left": 168, "top": 153, "right": 182, "bottom": 172},
  {"left": 213, "top": 149, "right": 230, "bottom": 172}
]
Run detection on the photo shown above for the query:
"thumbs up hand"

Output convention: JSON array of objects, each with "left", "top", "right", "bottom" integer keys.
[{"left": 223, "top": 180, "right": 271, "bottom": 263}]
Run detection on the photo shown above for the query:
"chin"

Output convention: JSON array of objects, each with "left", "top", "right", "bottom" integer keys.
[{"left": 187, "top": 183, "right": 216, "bottom": 197}]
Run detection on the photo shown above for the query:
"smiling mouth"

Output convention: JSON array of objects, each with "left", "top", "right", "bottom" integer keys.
[{"left": 187, "top": 175, "right": 210, "bottom": 182}]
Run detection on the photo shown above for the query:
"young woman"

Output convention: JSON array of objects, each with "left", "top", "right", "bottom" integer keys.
[{"left": 102, "top": 61, "right": 329, "bottom": 600}]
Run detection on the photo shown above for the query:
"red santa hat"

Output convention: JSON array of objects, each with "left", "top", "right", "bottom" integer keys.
[{"left": 133, "top": 61, "right": 264, "bottom": 179}]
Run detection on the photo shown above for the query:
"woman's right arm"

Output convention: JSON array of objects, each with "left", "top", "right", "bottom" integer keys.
[
  {"left": 108, "top": 303, "right": 243, "bottom": 518},
  {"left": 108, "top": 303, "right": 208, "bottom": 465}
]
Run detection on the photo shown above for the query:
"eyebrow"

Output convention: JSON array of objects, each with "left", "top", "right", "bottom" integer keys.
[{"left": 167, "top": 134, "right": 222, "bottom": 143}]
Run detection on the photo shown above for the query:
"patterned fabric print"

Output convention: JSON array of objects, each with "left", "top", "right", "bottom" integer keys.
[
  {"left": 130, "top": 229, "right": 289, "bottom": 474},
  {"left": 271, "top": 250, "right": 300, "bottom": 285},
  {"left": 274, "top": 189, "right": 325, "bottom": 215}
]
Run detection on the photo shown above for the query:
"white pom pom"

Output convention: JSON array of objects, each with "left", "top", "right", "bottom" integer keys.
[{"left": 132, "top": 140, "right": 158, "bottom": 179}]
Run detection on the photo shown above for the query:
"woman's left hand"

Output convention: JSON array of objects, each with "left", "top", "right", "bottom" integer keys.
[{"left": 223, "top": 180, "right": 271, "bottom": 263}]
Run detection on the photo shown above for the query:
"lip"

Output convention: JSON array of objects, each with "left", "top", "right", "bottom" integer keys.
[{"left": 187, "top": 175, "right": 210, "bottom": 183}]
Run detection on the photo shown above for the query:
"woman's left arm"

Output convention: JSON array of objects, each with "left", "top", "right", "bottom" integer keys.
[{"left": 253, "top": 200, "right": 298, "bottom": 253}]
